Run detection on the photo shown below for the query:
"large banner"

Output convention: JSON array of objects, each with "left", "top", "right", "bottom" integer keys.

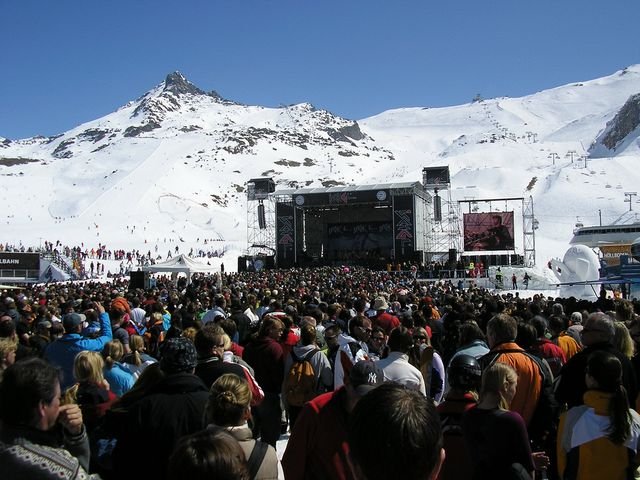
[
  {"left": 0, "top": 252, "right": 40, "bottom": 270},
  {"left": 463, "top": 212, "right": 515, "bottom": 251},
  {"left": 600, "top": 244, "right": 632, "bottom": 267},
  {"left": 393, "top": 194, "right": 415, "bottom": 260},
  {"left": 276, "top": 203, "right": 296, "bottom": 268}
]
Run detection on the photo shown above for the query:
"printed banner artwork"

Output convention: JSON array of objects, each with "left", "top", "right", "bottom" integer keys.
[{"left": 463, "top": 212, "right": 515, "bottom": 251}]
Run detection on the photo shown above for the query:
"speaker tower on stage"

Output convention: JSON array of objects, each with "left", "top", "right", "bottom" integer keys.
[
  {"left": 246, "top": 178, "right": 276, "bottom": 258},
  {"left": 422, "top": 166, "right": 461, "bottom": 263}
]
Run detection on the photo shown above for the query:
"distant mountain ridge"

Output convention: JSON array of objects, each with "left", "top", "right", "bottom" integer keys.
[{"left": 1, "top": 65, "right": 640, "bottom": 266}]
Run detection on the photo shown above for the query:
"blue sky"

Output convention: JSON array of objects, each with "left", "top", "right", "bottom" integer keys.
[{"left": 1, "top": 0, "right": 639, "bottom": 139}]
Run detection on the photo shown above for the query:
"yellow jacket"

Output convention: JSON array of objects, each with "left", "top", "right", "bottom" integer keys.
[{"left": 557, "top": 390, "right": 640, "bottom": 480}]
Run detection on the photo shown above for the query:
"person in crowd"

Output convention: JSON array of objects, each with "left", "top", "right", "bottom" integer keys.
[
  {"left": 479, "top": 313, "right": 543, "bottom": 426},
  {"left": 449, "top": 321, "right": 490, "bottom": 363},
  {"left": 110, "top": 336, "right": 209, "bottom": 480},
  {"left": 129, "top": 297, "right": 147, "bottom": 332},
  {"left": 463, "top": 362, "right": 549, "bottom": 480},
  {"left": 44, "top": 302, "right": 113, "bottom": 390},
  {"left": 321, "top": 323, "right": 341, "bottom": 373},
  {"left": 372, "top": 297, "right": 400, "bottom": 336},
  {"left": 613, "top": 321, "right": 634, "bottom": 359},
  {"left": 243, "top": 315, "right": 285, "bottom": 447},
  {"left": 549, "top": 314, "right": 581, "bottom": 360},
  {"left": 282, "top": 323, "right": 333, "bottom": 428},
  {"left": 194, "top": 324, "right": 248, "bottom": 386},
  {"left": 202, "top": 295, "right": 227, "bottom": 324},
  {"left": 367, "top": 325, "right": 387, "bottom": 360},
  {"left": 0, "top": 336, "right": 17, "bottom": 381},
  {"left": 566, "top": 311, "right": 584, "bottom": 345},
  {"left": 282, "top": 360, "right": 384, "bottom": 480},
  {"left": 0, "top": 315, "right": 34, "bottom": 361},
  {"left": 168, "top": 428, "right": 250, "bottom": 480},
  {"left": 102, "top": 340, "right": 135, "bottom": 396},
  {"left": 408, "top": 325, "right": 446, "bottom": 402},
  {"left": 229, "top": 298, "right": 252, "bottom": 347},
  {"left": 529, "top": 316, "right": 567, "bottom": 377},
  {"left": 121, "top": 334, "right": 157, "bottom": 378},
  {"left": 555, "top": 312, "right": 638, "bottom": 409},
  {"left": 28, "top": 319, "right": 52, "bottom": 356},
  {"left": 205, "top": 374, "right": 279, "bottom": 479},
  {"left": 333, "top": 315, "right": 371, "bottom": 390},
  {"left": 557, "top": 350, "right": 640, "bottom": 480},
  {"left": 348, "top": 383, "right": 445, "bottom": 480},
  {"left": 109, "top": 308, "right": 131, "bottom": 354},
  {"left": 65, "top": 350, "right": 117, "bottom": 433},
  {"left": 0, "top": 357, "right": 97, "bottom": 479},
  {"left": 376, "top": 326, "right": 426, "bottom": 395},
  {"left": 437, "top": 354, "right": 481, "bottom": 480}
]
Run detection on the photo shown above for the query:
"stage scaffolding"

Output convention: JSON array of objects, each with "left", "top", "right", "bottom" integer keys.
[
  {"left": 246, "top": 178, "right": 276, "bottom": 257},
  {"left": 422, "top": 167, "right": 461, "bottom": 263}
]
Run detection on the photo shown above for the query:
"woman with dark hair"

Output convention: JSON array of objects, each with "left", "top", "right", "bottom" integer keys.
[
  {"left": 243, "top": 315, "right": 285, "bottom": 446},
  {"left": 557, "top": 350, "right": 640, "bottom": 479},
  {"left": 168, "top": 428, "right": 250, "bottom": 480}
]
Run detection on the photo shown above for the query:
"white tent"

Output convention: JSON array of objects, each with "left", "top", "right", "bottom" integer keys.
[{"left": 140, "top": 254, "right": 219, "bottom": 282}]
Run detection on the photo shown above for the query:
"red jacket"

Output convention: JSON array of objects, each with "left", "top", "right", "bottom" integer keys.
[{"left": 282, "top": 388, "right": 356, "bottom": 480}]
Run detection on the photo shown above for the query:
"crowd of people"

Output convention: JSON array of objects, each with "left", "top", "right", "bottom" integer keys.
[{"left": 1, "top": 265, "right": 640, "bottom": 479}]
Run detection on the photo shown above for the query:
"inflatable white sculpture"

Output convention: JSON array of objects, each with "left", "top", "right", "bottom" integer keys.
[{"left": 550, "top": 245, "right": 600, "bottom": 300}]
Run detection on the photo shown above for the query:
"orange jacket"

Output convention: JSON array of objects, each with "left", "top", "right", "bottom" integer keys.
[{"left": 483, "top": 342, "right": 542, "bottom": 425}]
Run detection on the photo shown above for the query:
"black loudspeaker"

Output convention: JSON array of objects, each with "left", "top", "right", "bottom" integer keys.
[
  {"left": 448, "top": 248, "right": 457, "bottom": 264},
  {"left": 257, "top": 203, "right": 266, "bottom": 229},
  {"left": 264, "top": 255, "right": 275, "bottom": 270},
  {"left": 129, "top": 271, "right": 147, "bottom": 290},
  {"left": 433, "top": 194, "right": 442, "bottom": 222},
  {"left": 237, "top": 256, "right": 247, "bottom": 272}
]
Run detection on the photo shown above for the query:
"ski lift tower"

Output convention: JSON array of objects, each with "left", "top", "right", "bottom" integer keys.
[
  {"left": 422, "top": 166, "right": 461, "bottom": 262},
  {"left": 246, "top": 178, "right": 276, "bottom": 256}
]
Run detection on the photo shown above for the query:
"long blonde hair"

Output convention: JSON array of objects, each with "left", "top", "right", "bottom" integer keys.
[
  {"left": 74, "top": 350, "right": 106, "bottom": 384},
  {"left": 63, "top": 350, "right": 106, "bottom": 405},
  {"left": 480, "top": 362, "right": 517, "bottom": 410}
]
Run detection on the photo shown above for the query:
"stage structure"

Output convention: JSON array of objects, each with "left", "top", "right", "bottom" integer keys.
[
  {"left": 273, "top": 182, "right": 431, "bottom": 268},
  {"left": 422, "top": 167, "right": 461, "bottom": 263},
  {"left": 457, "top": 196, "right": 536, "bottom": 266},
  {"left": 246, "top": 178, "right": 276, "bottom": 257}
]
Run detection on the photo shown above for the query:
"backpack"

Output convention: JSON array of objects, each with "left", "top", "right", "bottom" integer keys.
[{"left": 284, "top": 349, "right": 319, "bottom": 407}]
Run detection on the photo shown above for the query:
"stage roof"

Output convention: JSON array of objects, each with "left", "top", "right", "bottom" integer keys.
[{"left": 275, "top": 181, "right": 423, "bottom": 196}]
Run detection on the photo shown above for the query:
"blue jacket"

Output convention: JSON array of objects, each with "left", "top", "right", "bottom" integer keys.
[
  {"left": 44, "top": 312, "right": 113, "bottom": 391},
  {"left": 104, "top": 362, "right": 135, "bottom": 397}
]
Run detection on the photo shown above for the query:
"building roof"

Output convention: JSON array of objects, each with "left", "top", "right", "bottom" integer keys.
[{"left": 275, "top": 181, "right": 423, "bottom": 196}]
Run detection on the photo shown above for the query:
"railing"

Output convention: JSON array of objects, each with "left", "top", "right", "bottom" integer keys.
[{"left": 41, "top": 252, "right": 80, "bottom": 280}]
